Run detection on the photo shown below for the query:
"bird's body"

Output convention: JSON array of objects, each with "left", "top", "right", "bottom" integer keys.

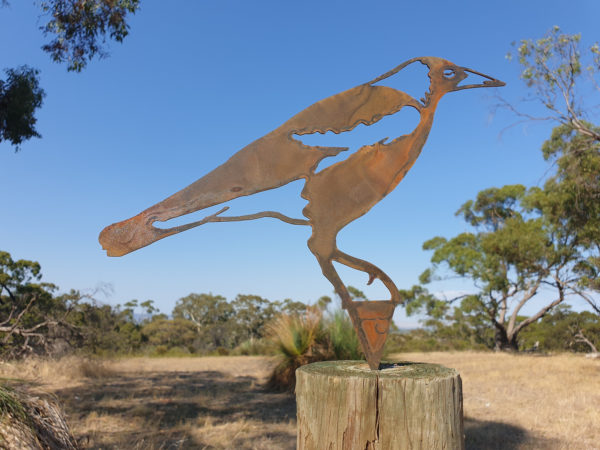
[
  {"left": 301, "top": 93, "right": 433, "bottom": 308},
  {"left": 99, "top": 57, "right": 504, "bottom": 369}
]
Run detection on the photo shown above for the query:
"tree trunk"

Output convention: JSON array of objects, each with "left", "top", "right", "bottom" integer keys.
[
  {"left": 494, "top": 327, "right": 519, "bottom": 351},
  {"left": 296, "top": 360, "right": 464, "bottom": 450}
]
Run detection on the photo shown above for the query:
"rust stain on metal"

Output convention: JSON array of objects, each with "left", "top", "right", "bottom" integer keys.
[{"left": 99, "top": 57, "right": 504, "bottom": 370}]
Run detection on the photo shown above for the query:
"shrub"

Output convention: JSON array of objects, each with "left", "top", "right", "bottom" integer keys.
[
  {"left": 266, "top": 306, "right": 367, "bottom": 390},
  {"left": 231, "top": 337, "right": 273, "bottom": 356},
  {"left": 266, "top": 307, "right": 329, "bottom": 390},
  {"left": 324, "top": 309, "right": 363, "bottom": 360}
]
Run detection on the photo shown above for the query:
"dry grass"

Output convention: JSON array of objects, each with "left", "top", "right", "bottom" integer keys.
[
  {"left": 389, "top": 351, "right": 600, "bottom": 450},
  {"left": 0, "top": 352, "right": 597, "bottom": 449},
  {"left": 0, "top": 356, "right": 116, "bottom": 389},
  {"left": 2, "top": 356, "right": 293, "bottom": 449}
]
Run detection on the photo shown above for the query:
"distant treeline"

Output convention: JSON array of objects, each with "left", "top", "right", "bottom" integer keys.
[
  {"left": 389, "top": 306, "right": 599, "bottom": 354},
  {"left": 1, "top": 249, "right": 598, "bottom": 361}
]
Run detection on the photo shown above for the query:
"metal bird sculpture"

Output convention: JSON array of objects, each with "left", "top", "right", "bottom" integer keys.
[{"left": 99, "top": 56, "right": 504, "bottom": 369}]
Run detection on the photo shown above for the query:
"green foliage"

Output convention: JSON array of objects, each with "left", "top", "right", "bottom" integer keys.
[
  {"left": 405, "top": 30, "right": 600, "bottom": 351},
  {"left": 172, "top": 293, "right": 232, "bottom": 325},
  {"left": 408, "top": 178, "right": 595, "bottom": 350},
  {"left": 508, "top": 26, "right": 599, "bottom": 141},
  {"left": 531, "top": 124, "right": 600, "bottom": 303},
  {"left": 408, "top": 182, "right": 585, "bottom": 350},
  {"left": 275, "top": 298, "right": 309, "bottom": 316},
  {"left": 266, "top": 307, "right": 328, "bottom": 390},
  {"left": 0, "top": 384, "right": 28, "bottom": 424},
  {"left": 68, "top": 300, "right": 142, "bottom": 355},
  {"left": 455, "top": 185, "right": 527, "bottom": 230},
  {"left": 1, "top": 250, "right": 333, "bottom": 359},
  {"left": 400, "top": 285, "right": 495, "bottom": 351},
  {"left": 385, "top": 326, "right": 492, "bottom": 353},
  {"left": 316, "top": 295, "right": 332, "bottom": 311},
  {"left": 2, "top": 1, "right": 139, "bottom": 152},
  {"left": 511, "top": 29, "right": 600, "bottom": 313},
  {"left": 512, "top": 27, "right": 583, "bottom": 93},
  {"left": 230, "top": 294, "right": 276, "bottom": 343},
  {"left": 0, "top": 251, "right": 42, "bottom": 294},
  {"left": 268, "top": 307, "right": 325, "bottom": 360},
  {"left": 231, "top": 337, "right": 272, "bottom": 356},
  {"left": 520, "top": 305, "right": 600, "bottom": 353},
  {"left": 141, "top": 318, "right": 198, "bottom": 354},
  {"left": 40, "top": 0, "right": 141, "bottom": 72},
  {"left": 323, "top": 308, "right": 363, "bottom": 360},
  {"left": 266, "top": 299, "right": 365, "bottom": 390},
  {"left": 0, "top": 66, "right": 45, "bottom": 151},
  {"left": 172, "top": 293, "right": 234, "bottom": 350},
  {"left": 0, "top": 251, "right": 78, "bottom": 357},
  {"left": 347, "top": 286, "right": 368, "bottom": 301}
]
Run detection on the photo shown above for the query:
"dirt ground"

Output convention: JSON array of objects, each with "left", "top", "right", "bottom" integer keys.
[
  {"left": 0, "top": 352, "right": 598, "bottom": 449},
  {"left": 391, "top": 352, "right": 600, "bottom": 450}
]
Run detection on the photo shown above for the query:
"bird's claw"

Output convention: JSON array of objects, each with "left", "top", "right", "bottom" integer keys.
[{"left": 367, "top": 273, "right": 376, "bottom": 285}]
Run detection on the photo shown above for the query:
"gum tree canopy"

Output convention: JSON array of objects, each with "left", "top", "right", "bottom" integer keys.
[
  {"left": 404, "top": 28, "right": 600, "bottom": 350},
  {"left": 1, "top": 0, "right": 140, "bottom": 151}
]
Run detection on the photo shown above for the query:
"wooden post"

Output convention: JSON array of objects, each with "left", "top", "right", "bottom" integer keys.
[{"left": 296, "top": 361, "right": 464, "bottom": 450}]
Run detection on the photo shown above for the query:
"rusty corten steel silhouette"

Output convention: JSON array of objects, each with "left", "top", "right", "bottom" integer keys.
[{"left": 99, "top": 57, "right": 504, "bottom": 369}]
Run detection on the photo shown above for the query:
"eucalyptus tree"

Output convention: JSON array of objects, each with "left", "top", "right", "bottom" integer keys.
[
  {"left": 172, "top": 293, "right": 235, "bottom": 349},
  {"left": 404, "top": 185, "right": 589, "bottom": 350},
  {"left": 0, "top": 251, "right": 77, "bottom": 356},
  {"left": 405, "top": 29, "right": 600, "bottom": 350},
  {"left": 1, "top": 0, "right": 140, "bottom": 150},
  {"left": 507, "top": 28, "right": 600, "bottom": 314}
]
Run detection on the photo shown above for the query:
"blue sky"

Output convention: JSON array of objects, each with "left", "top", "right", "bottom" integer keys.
[{"left": 1, "top": 1, "right": 598, "bottom": 326}]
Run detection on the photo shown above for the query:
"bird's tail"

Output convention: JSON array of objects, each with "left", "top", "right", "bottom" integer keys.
[{"left": 99, "top": 129, "right": 336, "bottom": 256}]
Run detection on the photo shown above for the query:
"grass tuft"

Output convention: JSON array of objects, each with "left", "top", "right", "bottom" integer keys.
[
  {"left": 266, "top": 306, "right": 365, "bottom": 390},
  {"left": 0, "top": 382, "right": 79, "bottom": 449},
  {"left": 324, "top": 309, "right": 363, "bottom": 360},
  {"left": 0, "top": 384, "right": 29, "bottom": 424},
  {"left": 266, "top": 307, "right": 329, "bottom": 390}
]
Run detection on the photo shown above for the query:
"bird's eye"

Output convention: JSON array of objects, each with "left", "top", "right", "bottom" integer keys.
[{"left": 443, "top": 69, "right": 456, "bottom": 79}]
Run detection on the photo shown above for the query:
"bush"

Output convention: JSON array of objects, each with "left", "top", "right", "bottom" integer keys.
[
  {"left": 324, "top": 309, "right": 363, "bottom": 360},
  {"left": 232, "top": 338, "right": 273, "bottom": 356},
  {"left": 266, "top": 306, "right": 367, "bottom": 391},
  {"left": 266, "top": 307, "right": 329, "bottom": 390}
]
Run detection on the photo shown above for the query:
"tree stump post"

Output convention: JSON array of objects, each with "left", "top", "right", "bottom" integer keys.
[{"left": 296, "top": 361, "right": 464, "bottom": 450}]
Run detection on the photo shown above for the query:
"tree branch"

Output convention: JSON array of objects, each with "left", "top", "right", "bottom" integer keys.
[
  {"left": 507, "top": 278, "right": 542, "bottom": 335},
  {"left": 573, "top": 328, "right": 598, "bottom": 353},
  {"left": 2, "top": 294, "right": 37, "bottom": 343},
  {"left": 570, "top": 286, "right": 600, "bottom": 315},
  {"left": 513, "top": 282, "right": 565, "bottom": 336},
  {"left": 0, "top": 282, "right": 17, "bottom": 303}
]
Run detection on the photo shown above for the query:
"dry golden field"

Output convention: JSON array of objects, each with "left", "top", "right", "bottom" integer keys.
[{"left": 0, "top": 352, "right": 598, "bottom": 449}]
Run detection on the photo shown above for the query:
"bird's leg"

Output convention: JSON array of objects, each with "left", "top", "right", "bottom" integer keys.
[
  {"left": 321, "top": 262, "right": 354, "bottom": 310},
  {"left": 156, "top": 206, "right": 310, "bottom": 235},
  {"left": 332, "top": 249, "right": 402, "bottom": 305},
  {"left": 308, "top": 254, "right": 353, "bottom": 309},
  {"left": 307, "top": 237, "right": 399, "bottom": 369},
  {"left": 318, "top": 249, "right": 399, "bottom": 370},
  {"left": 207, "top": 207, "right": 310, "bottom": 226}
]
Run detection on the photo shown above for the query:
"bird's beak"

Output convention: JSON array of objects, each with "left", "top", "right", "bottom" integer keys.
[{"left": 453, "top": 67, "right": 505, "bottom": 91}]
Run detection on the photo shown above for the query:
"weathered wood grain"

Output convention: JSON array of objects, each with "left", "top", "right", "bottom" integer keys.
[{"left": 296, "top": 361, "right": 464, "bottom": 450}]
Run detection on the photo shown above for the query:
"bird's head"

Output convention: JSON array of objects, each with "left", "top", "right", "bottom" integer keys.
[
  {"left": 371, "top": 56, "right": 505, "bottom": 107},
  {"left": 426, "top": 56, "right": 505, "bottom": 95}
]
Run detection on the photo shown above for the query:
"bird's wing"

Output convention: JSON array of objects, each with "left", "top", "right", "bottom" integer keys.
[{"left": 99, "top": 84, "right": 419, "bottom": 256}]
